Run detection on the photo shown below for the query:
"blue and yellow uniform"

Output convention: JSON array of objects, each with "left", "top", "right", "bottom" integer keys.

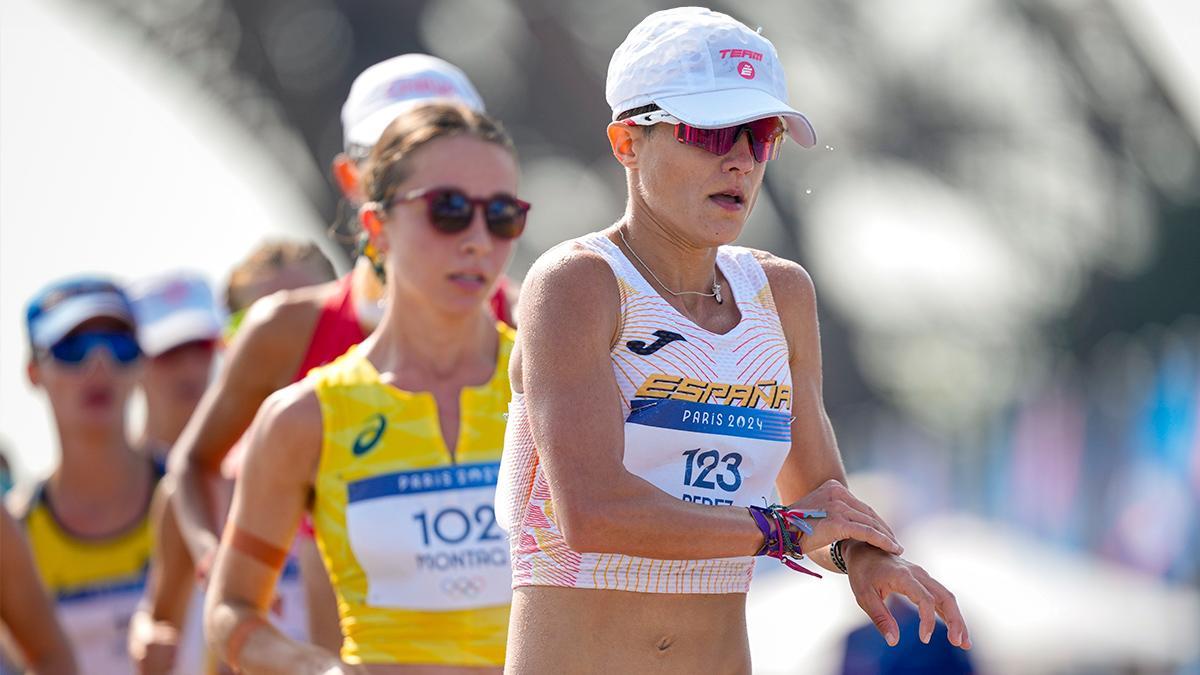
[
  {"left": 16, "top": 478, "right": 155, "bottom": 674},
  {"left": 309, "top": 323, "right": 514, "bottom": 666}
]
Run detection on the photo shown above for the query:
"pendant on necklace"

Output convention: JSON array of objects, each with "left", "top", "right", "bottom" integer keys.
[{"left": 713, "top": 280, "right": 723, "bottom": 304}]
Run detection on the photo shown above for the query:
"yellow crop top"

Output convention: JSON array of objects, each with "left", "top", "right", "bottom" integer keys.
[{"left": 309, "top": 323, "right": 514, "bottom": 666}]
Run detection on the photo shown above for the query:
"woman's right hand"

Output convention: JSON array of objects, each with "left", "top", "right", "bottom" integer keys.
[{"left": 785, "top": 479, "right": 903, "bottom": 556}]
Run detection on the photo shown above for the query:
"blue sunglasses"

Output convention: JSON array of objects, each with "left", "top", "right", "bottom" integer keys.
[{"left": 46, "top": 331, "right": 142, "bottom": 366}]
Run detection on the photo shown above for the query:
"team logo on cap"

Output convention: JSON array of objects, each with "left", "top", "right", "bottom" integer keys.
[
  {"left": 717, "top": 48, "right": 762, "bottom": 80},
  {"left": 719, "top": 49, "right": 764, "bottom": 61},
  {"left": 383, "top": 78, "right": 456, "bottom": 103},
  {"left": 164, "top": 281, "right": 191, "bottom": 305}
]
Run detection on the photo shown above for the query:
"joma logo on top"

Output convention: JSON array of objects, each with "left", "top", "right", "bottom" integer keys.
[{"left": 718, "top": 49, "right": 763, "bottom": 61}]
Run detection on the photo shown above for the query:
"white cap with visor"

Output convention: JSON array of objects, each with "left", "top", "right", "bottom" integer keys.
[
  {"left": 606, "top": 7, "right": 816, "bottom": 148},
  {"left": 128, "top": 272, "right": 223, "bottom": 358},
  {"left": 341, "top": 54, "right": 486, "bottom": 153}
]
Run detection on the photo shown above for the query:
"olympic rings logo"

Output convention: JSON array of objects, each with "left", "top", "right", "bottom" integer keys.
[{"left": 440, "top": 576, "right": 487, "bottom": 597}]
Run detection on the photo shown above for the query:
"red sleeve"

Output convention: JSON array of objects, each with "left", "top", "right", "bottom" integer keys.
[{"left": 490, "top": 276, "right": 514, "bottom": 327}]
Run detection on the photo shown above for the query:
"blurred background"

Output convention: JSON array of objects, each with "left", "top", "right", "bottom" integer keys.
[{"left": 2, "top": 0, "right": 1197, "bottom": 673}]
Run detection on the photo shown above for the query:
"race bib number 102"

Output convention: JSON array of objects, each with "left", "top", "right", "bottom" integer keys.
[{"left": 345, "top": 462, "right": 512, "bottom": 611}]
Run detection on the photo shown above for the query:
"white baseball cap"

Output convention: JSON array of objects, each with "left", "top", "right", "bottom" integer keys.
[
  {"left": 607, "top": 7, "right": 816, "bottom": 148},
  {"left": 341, "top": 54, "right": 486, "bottom": 152},
  {"left": 128, "top": 272, "right": 223, "bottom": 357}
]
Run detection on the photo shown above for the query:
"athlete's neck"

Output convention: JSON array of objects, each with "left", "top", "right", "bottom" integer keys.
[
  {"left": 366, "top": 289, "right": 496, "bottom": 387},
  {"left": 50, "top": 425, "right": 149, "bottom": 528},
  {"left": 614, "top": 208, "right": 725, "bottom": 313}
]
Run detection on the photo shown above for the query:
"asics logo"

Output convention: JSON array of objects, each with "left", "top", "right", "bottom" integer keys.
[
  {"left": 352, "top": 413, "right": 387, "bottom": 456},
  {"left": 627, "top": 329, "right": 686, "bottom": 356}
]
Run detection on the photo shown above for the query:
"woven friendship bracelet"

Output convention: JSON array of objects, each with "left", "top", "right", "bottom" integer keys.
[
  {"left": 747, "top": 504, "right": 824, "bottom": 578},
  {"left": 747, "top": 504, "right": 778, "bottom": 556}
]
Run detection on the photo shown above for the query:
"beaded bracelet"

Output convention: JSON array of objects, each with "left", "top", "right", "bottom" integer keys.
[
  {"left": 747, "top": 504, "right": 824, "bottom": 578},
  {"left": 830, "top": 539, "right": 849, "bottom": 574}
]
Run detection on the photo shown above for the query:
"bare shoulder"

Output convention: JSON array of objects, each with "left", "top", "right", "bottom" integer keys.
[
  {"left": 220, "top": 281, "right": 339, "bottom": 392},
  {"left": 747, "top": 249, "right": 819, "bottom": 360},
  {"left": 524, "top": 240, "right": 619, "bottom": 300},
  {"left": 749, "top": 249, "right": 816, "bottom": 313},
  {"left": 241, "top": 380, "right": 324, "bottom": 483},
  {"left": 518, "top": 239, "right": 621, "bottom": 336},
  {"left": 512, "top": 238, "right": 622, "bottom": 390},
  {"left": 235, "top": 281, "right": 337, "bottom": 348},
  {"left": 0, "top": 506, "right": 28, "bottom": 586}
]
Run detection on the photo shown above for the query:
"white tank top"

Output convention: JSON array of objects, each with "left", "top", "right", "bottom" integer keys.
[{"left": 496, "top": 232, "right": 794, "bottom": 594}]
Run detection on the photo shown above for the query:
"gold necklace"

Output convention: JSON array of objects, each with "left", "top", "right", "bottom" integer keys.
[{"left": 619, "top": 228, "right": 723, "bottom": 304}]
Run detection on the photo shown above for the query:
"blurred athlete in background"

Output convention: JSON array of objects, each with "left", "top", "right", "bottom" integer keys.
[
  {"left": 129, "top": 272, "right": 224, "bottom": 468},
  {"left": 222, "top": 240, "right": 338, "bottom": 339},
  {"left": 126, "top": 271, "right": 224, "bottom": 674},
  {"left": 11, "top": 277, "right": 161, "bottom": 674},
  {"left": 130, "top": 252, "right": 337, "bottom": 674}
]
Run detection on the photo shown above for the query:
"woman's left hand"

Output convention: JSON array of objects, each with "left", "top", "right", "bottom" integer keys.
[{"left": 844, "top": 542, "right": 972, "bottom": 650}]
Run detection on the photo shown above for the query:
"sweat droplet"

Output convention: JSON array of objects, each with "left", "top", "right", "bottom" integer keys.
[
  {"left": 824, "top": 145, "right": 834, "bottom": 151},
  {"left": 804, "top": 189, "right": 813, "bottom": 195}
]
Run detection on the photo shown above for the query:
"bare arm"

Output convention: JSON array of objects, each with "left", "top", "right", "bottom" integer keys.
[
  {"left": 295, "top": 536, "right": 343, "bottom": 653},
  {"left": 129, "top": 476, "right": 196, "bottom": 674},
  {"left": 763, "top": 254, "right": 895, "bottom": 569},
  {"left": 0, "top": 508, "right": 77, "bottom": 675},
  {"left": 761, "top": 253, "right": 970, "bottom": 650},
  {"left": 203, "top": 384, "right": 351, "bottom": 675},
  {"left": 168, "top": 292, "right": 319, "bottom": 569},
  {"left": 518, "top": 246, "right": 899, "bottom": 559}
]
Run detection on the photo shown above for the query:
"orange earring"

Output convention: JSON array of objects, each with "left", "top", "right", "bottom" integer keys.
[
  {"left": 359, "top": 209, "right": 387, "bottom": 282},
  {"left": 333, "top": 156, "right": 361, "bottom": 197}
]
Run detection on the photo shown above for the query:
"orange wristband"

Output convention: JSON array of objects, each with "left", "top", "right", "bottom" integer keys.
[
  {"left": 223, "top": 525, "right": 288, "bottom": 571},
  {"left": 226, "top": 615, "right": 268, "bottom": 674}
]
